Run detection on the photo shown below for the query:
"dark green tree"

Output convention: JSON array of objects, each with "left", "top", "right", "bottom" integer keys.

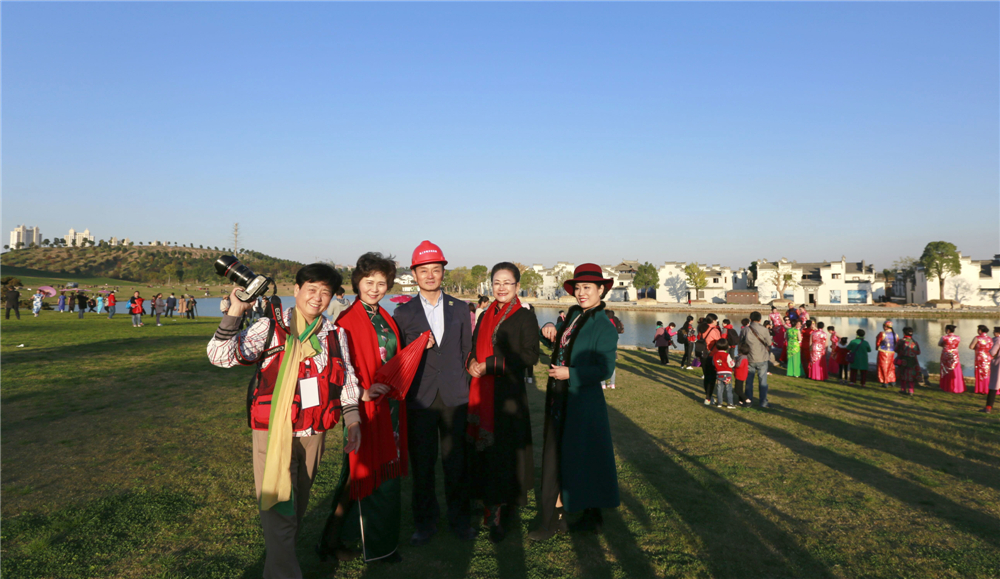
[{"left": 919, "top": 241, "right": 961, "bottom": 300}]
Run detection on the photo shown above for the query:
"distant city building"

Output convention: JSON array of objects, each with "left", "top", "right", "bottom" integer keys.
[
  {"left": 911, "top": 251, "right": 1000, "bottom": 307},
  {"left": 64, "top": 228, "right": 95, "bottom": 247},
  {"left": 9, "top": 225, "right": 42, "bottom": 249}
]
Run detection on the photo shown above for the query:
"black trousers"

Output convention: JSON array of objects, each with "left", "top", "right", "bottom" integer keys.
[
  {"left": 702, "top": 361, "right": 717, "bottom": 399},
  {"left": 407, "top": 392, "right": 470, "bottom": 531},
  {"left": 5, "top": 305, "right": 19, "bottom": 320},
  {"left": 537, "top": 378, "right": 567, "bottom": 532},
  {"left": 657, "top": 346, "right": 669, "bottom": 364},
  {"left": 681, "top": 342, "right": 694, "bottom": 367},
  {"left": 166, "top": 306, "right": 174, "bottom": 317}
]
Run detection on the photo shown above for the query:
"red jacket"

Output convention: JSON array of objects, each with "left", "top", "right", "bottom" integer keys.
[
  {"left": 712, "top": 349, "right": 734, "bottom": 374},
  {"left": 107, "top": 294, "right": 116, "bottom": 306},
  {"left": 734, "top": 356, "right": 749, "bottom": 381}
]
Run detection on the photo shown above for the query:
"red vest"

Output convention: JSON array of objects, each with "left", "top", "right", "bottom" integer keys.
[
  {"left": 248, "top": 320, "right": 346, "bottom": 433},
  {"left": 712, "top": 350, "right": 733, "bottom": 373}
]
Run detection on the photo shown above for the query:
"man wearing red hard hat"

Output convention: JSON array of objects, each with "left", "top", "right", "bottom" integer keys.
[{"left": 392, "top": 240, "right": 476, "bottom": 544}]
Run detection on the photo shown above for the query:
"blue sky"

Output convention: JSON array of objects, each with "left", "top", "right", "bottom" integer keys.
[{"left": 3, "top": 2, "right": 998, "bottom": 270}]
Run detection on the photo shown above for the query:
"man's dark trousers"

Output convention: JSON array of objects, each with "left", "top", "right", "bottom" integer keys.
[
  {"left": 408, "top": 391, "right": 469, "bottom": 531},
  {"left": 5, "top": 305, "right": 19, "bottom": 320}
]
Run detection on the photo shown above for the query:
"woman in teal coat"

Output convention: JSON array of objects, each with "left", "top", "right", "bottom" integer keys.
[
  {"left": 848, "top": 329, "right": 873, "bottom": 386},
  {"left": 529, "top": 263, "right": 620, "bottom": 540}
]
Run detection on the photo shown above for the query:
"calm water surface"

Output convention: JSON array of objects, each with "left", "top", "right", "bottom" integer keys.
[{"left": 194, "top": 296, "right": 997, "bottom": 377}]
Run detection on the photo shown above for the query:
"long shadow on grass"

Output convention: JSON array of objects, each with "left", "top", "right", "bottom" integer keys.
[
  {"left": 606, "top": 405, "right": 835, "bottom": 579},
  {"left": 726, "top": 413, "right": 1000, "bottom": 546},
  {"left": 775, "top": 406, "right": 1000, "bottom": 492}
]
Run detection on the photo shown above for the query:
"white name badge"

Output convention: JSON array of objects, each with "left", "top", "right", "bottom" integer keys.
[{"left": 299, "top": 377, "right": 320, "bottom": 409}]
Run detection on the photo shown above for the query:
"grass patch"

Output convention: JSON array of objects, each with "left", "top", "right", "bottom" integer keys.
[{"left": 2, "top": 313, "right": 999, "bottom": 578}]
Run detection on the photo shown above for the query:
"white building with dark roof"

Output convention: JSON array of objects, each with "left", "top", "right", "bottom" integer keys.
[
  {"left": 754, "top": 257, "right": 884, "bottom": 305},
  {"left": 911, "top": 252, "right": 1000, "bottom": 306},
  {"left": 655, "top": 262, "right": 747, "bottom": 303}
]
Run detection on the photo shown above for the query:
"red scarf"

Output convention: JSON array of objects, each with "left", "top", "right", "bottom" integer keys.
[
  {"left": 336, "top": 300, "right": 408, "bottom": 500},
  {"left": 467, "top": 297, "right": 521, "bottom": 450}
]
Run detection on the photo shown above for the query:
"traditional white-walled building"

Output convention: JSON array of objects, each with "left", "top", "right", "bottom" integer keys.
[
  {"left": 754, "top": 257, "right": 884, "bottom": 305},
  {"left": 605, "top": 260, "right": 639, "bottom": 302},
  {"left": 9, "top": 225, "right": 41, "bottom": 249},
  {"left": 655, "top": 262, "right": 747, "bottom": 303},
  {"left": 64, "top": 228, "right": 95, "bottom": 247},
  {"left": 528, "top": 262, "right": 576, "bottom": 300},
  {"left": 394, "top": 273, "right": 417, "bottom": 293},
  {"left": 911, "top": 252, "right": 1000, "bottom": 307}
]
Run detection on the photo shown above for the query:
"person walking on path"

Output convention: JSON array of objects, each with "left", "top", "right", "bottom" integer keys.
[
  {"left": 742, "top": 311, "right": 773, "bottom": 407},
  {"left": 318, "top": 253, "right": 411, "bottom": 564},
  {"left": 939, "top": 325, "right": 965, "bottom": 393},
  {"left": 391, "top": 241, "right": 476, "bottom": 546},
  {"left": 875, "top": 321, "right": 898, "bottom": 389},
  {"left": 166, "top": 293, "right": 177, "bottom": 317},
  {"left": 848, "top": 330, "right": 872, "bottom": 387},
  {"left": 980, "top": 327, "right": 1000, "bottom": 413},
  {"left": 970, "top": 325, "right": 993, "bottom": 395},
  {"left": 533, "top": 263, "right": 619, "bottom": 540},
  {"left": 87, "top": 297, "right": 97, "bottom": 313},
  {"left": 786, "top": 320, "right": 803, "bottom": 378},
  {"left": 466, "top": 262, "right": 539, "bottom": 544},
  {"left": 129, "top": 292, "right": 145, "bottom": 327},
  {"left": 106, "top": 291, "right": 117, "bottom": 319},
  {"left": 896, "top": 327, "right": 922, "bottom": 396}
]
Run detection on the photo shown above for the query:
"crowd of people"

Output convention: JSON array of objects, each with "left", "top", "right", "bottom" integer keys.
[
  {"left": 4, "top": 286, "right": 202, "bottom": 326},
  {"left": 207, "top": 241, "right": 621, "bottom": 578},
  {"left": 651, "top": 304, "right": 1000, "bottom": 414}
]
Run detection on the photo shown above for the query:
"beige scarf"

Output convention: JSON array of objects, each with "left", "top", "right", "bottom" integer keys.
[{"left": 259, "top": 307, "right": 323, "bottom": 513}]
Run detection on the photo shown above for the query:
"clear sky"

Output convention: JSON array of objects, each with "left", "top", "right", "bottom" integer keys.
[{"left": 3, "top": 2, "right": 998, "bottom": 271}]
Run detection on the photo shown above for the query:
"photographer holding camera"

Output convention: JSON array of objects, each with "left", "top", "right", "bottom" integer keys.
[{"left": 207, "top": 260, "right": 361, "bottom": 579}]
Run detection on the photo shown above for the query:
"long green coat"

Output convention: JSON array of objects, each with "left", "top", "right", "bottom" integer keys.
[
  {"left": 848, "top": 338, "right": 872, "bottom": 370},
  {"left": 541, "top": 302, "right": 620, "bottom": 512}
]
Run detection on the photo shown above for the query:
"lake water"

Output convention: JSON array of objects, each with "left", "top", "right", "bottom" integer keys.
[{"left": 193, "top": 296, "right": 997, "bottom": 377}]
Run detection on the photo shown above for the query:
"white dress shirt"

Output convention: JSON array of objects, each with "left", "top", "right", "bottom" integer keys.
[{"left": 419, "top": 290, "right": 445, "bottom": 345}]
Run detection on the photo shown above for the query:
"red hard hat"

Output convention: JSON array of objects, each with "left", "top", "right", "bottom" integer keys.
[{"left": 411, "top": 240, "right": 448, "bottom": 269}]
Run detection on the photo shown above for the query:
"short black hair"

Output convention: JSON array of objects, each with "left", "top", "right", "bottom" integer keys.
[
  {"left": 297, "top": 263, "right": 343, "bottom": 293},
  {"left": 750, "top": 311, "right": 762, "bottom": 322},
  {"left": 335, "top": 286, "right": 345, "bottom": 297},
  {"left": 840, "top": 337, "right": 848, "bottom": 344},
  {"left": 945, "top": 324, "right": 956, "bottom": 333},
  {"left": 816, "top": 321, "right": 825, "bottom": 330},
  {"left": 856, "top": 329, "right": 866, "bottom": 338},
  {"left": 903, "top": 327, "right": 914, "bottom": 336},
  {"left": 668, "top": 322, "right": 675, "bottom": 327},
  {"left": 978, "top": 324, "right": 989, "bottom": 334},
  {"left": 606, "top": 310, "right": 615, "bottom": 316},
  {"left": 994, "top": 326, "right": 1000, "bottom": 334},
  {"left": 707, "top": 313, "right": 718, "bottom": 322},
  {"left": 741, "top": 318, "right": 750, "bottom": 326},
  {"left": 350, "top": 252, "right": 396, "bottom": 294},
  {"left": 716, "top": 338, "right": 728, "bottom": 350},
  {"left": 738, "top": 341, "right": 751, "bottom": 356},
  {"left": 478, "top": 295, "right": 490, "bottom": 305},
  {"left": 656, "top": 321, "right": 663, "bottom": 326},
  {"left": 827, "top": 326, "right": 835, "bottom": 332},
  {"left": 469, "top": 302, "right": 476, "bottom": 312},
  {"left": 490, "top": 262, "right": 520, "bottom": 283}
]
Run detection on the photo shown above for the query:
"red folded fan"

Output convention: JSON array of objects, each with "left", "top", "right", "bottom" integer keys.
[{"left": 373, "top": 330, "right": 431, "bottom": 402}]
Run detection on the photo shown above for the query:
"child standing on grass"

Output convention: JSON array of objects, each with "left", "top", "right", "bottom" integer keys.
[
  {"left": 848, "top": 330, "right": 872, "bottom": 386},
  {"left": 834, "top": 337, "right": 850, "bottom": 384},
  {"left": 734, "top": 341, "right": 750, "bottom": 407},
  {"left": 712, "top": 338, "right": 735, "bottom": 408}
]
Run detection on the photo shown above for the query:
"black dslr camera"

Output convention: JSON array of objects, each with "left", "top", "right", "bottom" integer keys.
[{"left": 215, "top": 256, "right": 273, "bottom": 303}]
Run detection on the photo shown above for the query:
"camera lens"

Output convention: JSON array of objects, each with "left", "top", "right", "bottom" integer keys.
[{"left": 215, "top": 256, "right": 257, "bottom": 288}]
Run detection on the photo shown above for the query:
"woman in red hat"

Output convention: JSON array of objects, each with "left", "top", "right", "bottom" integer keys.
[
  {"left": 529, "top": 263, "right": 620, "bottom": 540},
  {"left": 465, "top": 262, "right": 539, "bottom": 543}
]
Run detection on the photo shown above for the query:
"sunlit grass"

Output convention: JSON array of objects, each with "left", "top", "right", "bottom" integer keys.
[{"left": 2, "top": 312, "right": 998, "bottom": 578}]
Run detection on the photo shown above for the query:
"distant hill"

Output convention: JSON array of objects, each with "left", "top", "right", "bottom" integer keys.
[{"left": 0, "top": 246, "right": 305, "bottom": 285}]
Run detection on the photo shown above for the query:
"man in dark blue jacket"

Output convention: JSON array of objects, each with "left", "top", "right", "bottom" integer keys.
[
  {"left": 165, "top": 293, "right": 177, "bottom": 317},
  {"left": 393, "top": 240, "right": 474, "bottom": 545}
]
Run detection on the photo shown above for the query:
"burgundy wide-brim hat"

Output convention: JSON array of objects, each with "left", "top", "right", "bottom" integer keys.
[{"left": 563, "top": 263, "right": 614, "bottom": 296}]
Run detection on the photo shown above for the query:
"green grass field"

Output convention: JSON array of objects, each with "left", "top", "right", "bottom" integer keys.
[{"left": 2, "top": 312, "right": 998, "bottom": 579}]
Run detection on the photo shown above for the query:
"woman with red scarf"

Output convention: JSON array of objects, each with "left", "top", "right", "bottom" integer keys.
[
  {"left": 318, "top": 252, "right": 419, "bottom": 564},
  {"left": 466, "top": 262, "right": 539, "bottom": 543}
]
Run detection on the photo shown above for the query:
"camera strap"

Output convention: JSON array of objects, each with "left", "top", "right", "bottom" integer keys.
[{"left": 246, "top": 296, "right": 283, "bottom": 428}]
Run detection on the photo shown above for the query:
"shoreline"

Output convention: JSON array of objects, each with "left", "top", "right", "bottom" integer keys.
[{"left": 520, "top": 299, "right": 1000, "bottom": 319}]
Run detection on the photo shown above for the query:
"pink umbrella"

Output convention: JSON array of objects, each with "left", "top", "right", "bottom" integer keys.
[
  {"left": 38, "top": 286, "right": 57, "bottom": 297},
  {"left": 389, "top": 295, "right": 412, "bottom": 304}
]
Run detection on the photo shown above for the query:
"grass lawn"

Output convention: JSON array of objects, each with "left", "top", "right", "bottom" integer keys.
[{"left": 2, "top": 312, "right": 999, "bottom": 579}]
